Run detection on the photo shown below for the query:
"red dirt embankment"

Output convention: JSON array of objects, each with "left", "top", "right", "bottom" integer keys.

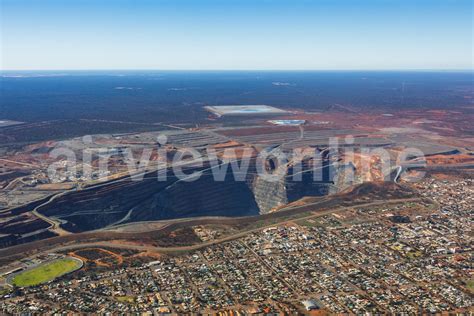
[{"left": 0, "top": 182, "right": 416, "bottom": 266}]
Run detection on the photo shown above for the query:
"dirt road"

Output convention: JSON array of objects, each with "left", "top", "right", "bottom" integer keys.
[{"left": 48, "top": 198, "right": 421, "bottom": 254}]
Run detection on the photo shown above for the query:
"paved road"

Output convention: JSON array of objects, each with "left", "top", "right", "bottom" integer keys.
[{"left": 51, "top": 198, "right": 421, "bottom": 254}]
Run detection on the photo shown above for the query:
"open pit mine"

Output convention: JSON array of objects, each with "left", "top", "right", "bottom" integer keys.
[{"left": 5, "top": 149, "right": 340, "bottom": 233}]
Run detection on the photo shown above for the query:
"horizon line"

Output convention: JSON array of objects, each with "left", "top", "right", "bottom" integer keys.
[{"left": 1, "top": 68, "right": 473, "bottom": 72}]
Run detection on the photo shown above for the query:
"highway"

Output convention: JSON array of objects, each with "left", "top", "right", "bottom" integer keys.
[{"left": 35, "top": 198, "right": 422, "bottom": 256}]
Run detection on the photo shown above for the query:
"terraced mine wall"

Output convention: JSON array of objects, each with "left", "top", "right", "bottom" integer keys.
[
  {"left": 33, "top": 156, "right": 335, "bottom": 232},
  {"left": 0, "top": 182, "right": 417, "bottom": 264},
  {"left": 0, "top": 203, "right": 60, "bottom": 248},
  {"left": 35, "top": 163, "right": 260, "bottom": 232},
  {"left": 0, "top": 228, "right": 57, "bottom": 249},
  {"left": 252, "top": 157, "right": 334, "bottom": 213}
]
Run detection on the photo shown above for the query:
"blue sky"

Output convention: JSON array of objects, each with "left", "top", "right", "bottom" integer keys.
[{"left": 1, "top": 0, "right": 472, "bottom": 70}]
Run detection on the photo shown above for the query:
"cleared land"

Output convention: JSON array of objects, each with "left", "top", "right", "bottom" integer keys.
[
  {"left": 11, "top": 257, "right": 82, "bottom": 287},
  {"left": 0, "top": 182, "right": 418, "bottom": 266}
]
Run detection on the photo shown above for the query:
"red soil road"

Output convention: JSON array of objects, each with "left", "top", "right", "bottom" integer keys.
[{"left": 0, "top": 189, "right": 420, "bottom": 266}]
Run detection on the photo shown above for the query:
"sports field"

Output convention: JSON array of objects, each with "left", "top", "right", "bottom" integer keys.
[{"left": 11, "top": 258, "right": 83, "bottom": 287}]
